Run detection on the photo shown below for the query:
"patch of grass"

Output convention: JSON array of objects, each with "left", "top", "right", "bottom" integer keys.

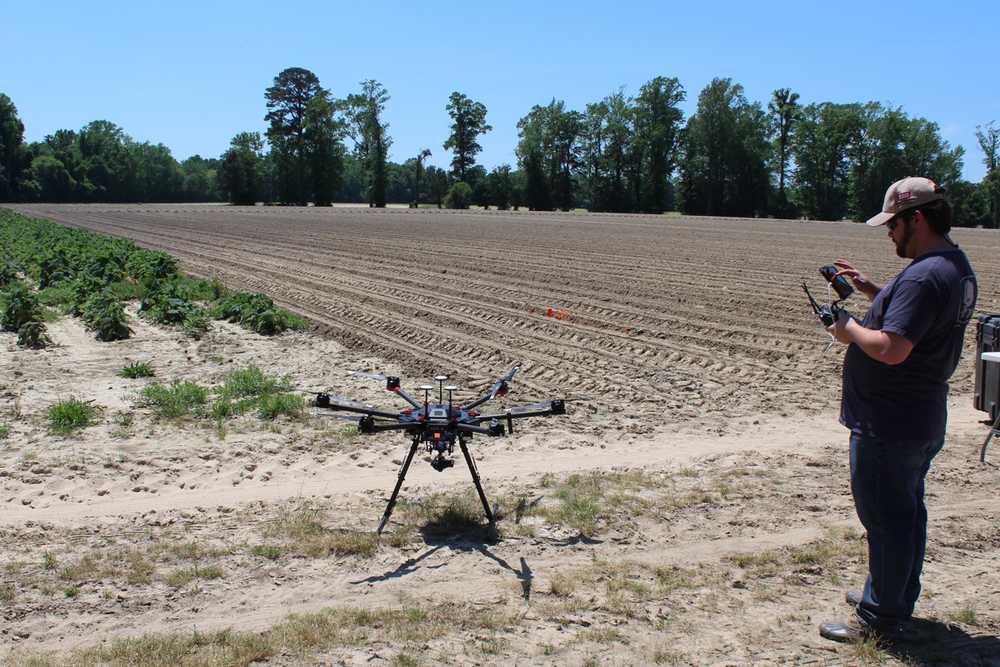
[
  {"left": 164, "top": 564, "right": 224, "bottom": 588},
  {"left": 0, "top": 423, "right": 9, "bottom": 439},
  {"left": 535, "top": 470, "right": 654, "bottom": 536},
  {"left": 849, "top": 635, "right": 892, "bottom": 664},
  {"left": 110, "top": 411, "right": 134, "bottom": 438},
  {"left": 46, "top": 398, "right": 99, "bottom": 434},
  {"left": 42, "top": 551, "right": 58, "bottom": 571},
  {"left": 250, "top": 544, "right": 284, "bottom": 560},
  {"left": 119, "top": 361, "right": 155, "bottom": 378},
  {"left": 651, "top": 644, "right": 689, "bottom": 665},
  {"left": 944, "top": 607, "right": 978, "bottom": 626},
  {"left": 548, "top": 572, "right": 577, "bottom": 597},
  {"left": 59, "top": 554, "right": 111, "bottom": 582},
  {"left": 398, "top": 491, "right": 491, "bottom": 538},
  {"left": 0, "top": 598, "right": 522, "bottom": 666},
  {"left": 148, "top": 540, "right": 232, "bottom": 563},
  {"left": 0, "top": 583, "right": 15, "bottom": 604},
  {"left": 257, "top": 392, "right": 304, "bottom": 420},
  {"left": 140, "top": 381, "right": 208, "bottom": 418},
  {"left": 37, "top": 283, "right": 75, "bottom": 310},
  {"left": 264, "top": 503, "right": 380, "bottom": 558},
  {"left": 219, "top": 366, "right": 292, "bottom": 399},
  {"left": 124, "top": 550, "right": 156, "bottom": 585}
]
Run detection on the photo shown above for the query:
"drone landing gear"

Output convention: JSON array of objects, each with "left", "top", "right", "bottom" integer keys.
[{"left": 376, "top": 434, "right": 496, "bottom": 537}]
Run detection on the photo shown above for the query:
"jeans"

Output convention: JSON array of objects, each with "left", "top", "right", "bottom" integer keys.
[{"left": 849, "top": 431, "right": 944, "bottom": 625}]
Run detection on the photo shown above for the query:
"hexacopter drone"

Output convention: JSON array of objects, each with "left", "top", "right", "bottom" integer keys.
[{"left": 313, "top": 366, "right": 566, "bottom": 535}]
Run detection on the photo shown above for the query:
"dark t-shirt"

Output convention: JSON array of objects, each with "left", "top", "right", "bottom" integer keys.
[{"left": 841, "top": 247, "right": 977, "bottom": 440}]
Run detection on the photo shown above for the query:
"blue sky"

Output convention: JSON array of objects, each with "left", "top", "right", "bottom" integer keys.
[{"left": 5, "top": 0, "right": 998, "bottom": 181}]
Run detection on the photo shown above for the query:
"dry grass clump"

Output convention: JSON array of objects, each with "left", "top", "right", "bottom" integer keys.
[
  {"left": 725, "top": 526, "right": 865, "bottom": 586},
  {"left": 3, "top": 600, "right": 522, "bottom": 667},
  {"left": 164, "top": 564, "right": 224, "bottom": 588},
  {"left": 263, "top": 502, "right": 380, "bottom": 558}
]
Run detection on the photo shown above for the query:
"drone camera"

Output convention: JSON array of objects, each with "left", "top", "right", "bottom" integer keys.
[
  {"left": 315, "top": 393, "right": 331, "bottom": 408},
  {"left": 819, "top": 265, "right": 854, "bottom": 301},
  {"left": 358, "top": 415, "right": 376, "bottom": 434},
  {"left": 431, "top": 456, "right": 455, "bottom": 472},
  {"left": 551, "top": 399, "right": 566, "bottom": 415},
  {"left": 386, "top": 376, "right": 401, "bottom": 391}
]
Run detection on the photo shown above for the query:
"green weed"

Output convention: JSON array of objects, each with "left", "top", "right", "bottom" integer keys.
[
  {"left": 47, "top": 398, "right": 99, "bottom": 434},
  {"left": 219, "top": 366, "right": 293, "bottom": 399},
  {"left": 119, "top": 361, "right": 156, "bottom": 378},
  {"left": 257, "top": 392, "right": 304, "bottom": 420},
  {"left": 140, "top": 381, "right": 208, "bottom": 418}
]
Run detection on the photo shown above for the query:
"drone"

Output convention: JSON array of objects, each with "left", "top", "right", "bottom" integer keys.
[{"left": 313, "top": 366, "right": 566, "bottom": 535}]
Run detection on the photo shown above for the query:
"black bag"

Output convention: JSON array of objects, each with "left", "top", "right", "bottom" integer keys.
[{"left": 974, "top": 315, "right": 1000, "bottom": 421}]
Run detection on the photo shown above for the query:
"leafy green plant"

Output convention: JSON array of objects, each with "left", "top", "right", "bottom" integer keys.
[
  {"left": 1, "top": 283, "right": 40, "bottom": 332},
  {"left": 0, "top": 260, "right": 17, "bottom": 287},
  {"left": 119, "top": 361, "right": 155, "bottom": 379},
  {"left": 126, "top": 250, "right": 178, "bottom": 287},
  {"left": 17, "top": 321, "right": 52, "bottom": 349},
  {"left": 36, "top": 250, "right": 72, "bottom": 288},
  {"left": 38, "top": 282, "right": 76, "bottom": 310},
  {"left": 141, "top": 381, "right": 208, "bottom": 418},
  {"left": 68, "top": 274, "right": 108, "bottom": 316},
  {"left": 0, "top": 423, "right": 10, "bottom": 439},
  {"left": 47, "top": 398, "right": 99, "bottom": 434},
  {"left": 211, "top": 291, "right": 305, "bottom": 335},
  {"left": 182, "top": 309, "right": 211, "bottom": 338},
  {"left": 81, "top": 289, "right": 132, "bottom": 341}
]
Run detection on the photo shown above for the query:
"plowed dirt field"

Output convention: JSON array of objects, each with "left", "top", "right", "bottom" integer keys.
[
  {"left": 3, "top": 204, "right": 999, "bottom": 665},
  {"left": 10, "top": 204, "right": 1000, "bottom": 432}
]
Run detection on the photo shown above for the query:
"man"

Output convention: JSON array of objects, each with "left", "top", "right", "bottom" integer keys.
[{"left": 819, "top": 176, "right": 978, "bottom": 642}]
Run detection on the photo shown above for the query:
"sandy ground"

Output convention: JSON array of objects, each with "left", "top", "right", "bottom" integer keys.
[
  {"left": 0, "top": 306, "right": 998, "bottom": 666},
  {"left": 1, "top": 206, "right": 999, "bottom": 665}
]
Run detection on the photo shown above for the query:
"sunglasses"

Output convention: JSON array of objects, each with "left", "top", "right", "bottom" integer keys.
[{"left": 887, "top": 213, "right": 915, "bottom": 232}]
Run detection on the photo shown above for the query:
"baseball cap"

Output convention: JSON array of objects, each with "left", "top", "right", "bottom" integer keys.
[{"left": 865, "top": 176, "right": 946, "bottom": 226}]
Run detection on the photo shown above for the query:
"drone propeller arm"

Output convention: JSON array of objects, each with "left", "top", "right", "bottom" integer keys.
[
  {"left": 463, "top": 366, "right": 520, "bottom": 411},
  {"left": 358, "top": 420, "right": 419, "bottom": 435},
  {"left": 456, "top": 422, "right": 504, "bottom": 436},
  {"left": 392, "top": 388, "right": 424, "bottom": 409},
  {"left": 472, "top": 399, "right": 566, "bottom": 423},
  {"left": 314, "top": 394, "right": 400, "bottom": 420}
]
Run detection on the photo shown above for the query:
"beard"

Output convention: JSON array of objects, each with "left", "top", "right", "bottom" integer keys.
[{"left": 894, "top": 220, "right": 915, "bottom": 258}]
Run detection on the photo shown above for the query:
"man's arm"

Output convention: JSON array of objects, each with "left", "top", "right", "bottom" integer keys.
[{"left": 828, "top": 315, "right": 914, "bottom": 365}]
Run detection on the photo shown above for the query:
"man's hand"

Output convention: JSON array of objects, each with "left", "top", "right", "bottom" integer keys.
[
  {"left": 826, "top": 307, "right": 852, "bottom": 344},
  {"left": 833, "top": 259, "right": 880, "bottom": 301}
]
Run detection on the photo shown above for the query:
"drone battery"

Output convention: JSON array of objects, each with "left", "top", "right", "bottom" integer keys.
[{"left": 975, "top": 315, "right": 1000, "bottom": 420}]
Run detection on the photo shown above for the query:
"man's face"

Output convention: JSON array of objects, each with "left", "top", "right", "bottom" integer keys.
[{"left": 887, "top": 213, "right": 916, "bottom": 258}]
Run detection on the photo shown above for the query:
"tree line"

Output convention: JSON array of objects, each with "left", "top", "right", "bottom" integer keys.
[{"left": 2, "top": 71, "right": 998, "bottom": 227}]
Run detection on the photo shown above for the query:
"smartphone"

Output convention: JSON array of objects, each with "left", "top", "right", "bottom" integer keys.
[{"left": 819, "top": 265, "right": 854, "bottom": 300}]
